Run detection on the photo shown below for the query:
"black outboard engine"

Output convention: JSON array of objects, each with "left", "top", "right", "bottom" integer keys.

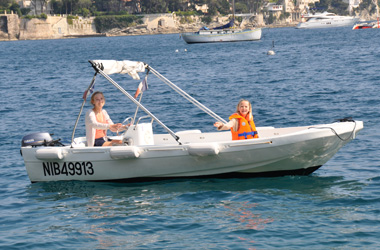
[{"left": 21, "top": 132, "right": 63, "bottom": 147}]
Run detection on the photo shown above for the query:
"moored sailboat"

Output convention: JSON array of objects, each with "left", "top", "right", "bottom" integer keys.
[{"left": 181, "top": 0, "right": 262, "bottom": 43}]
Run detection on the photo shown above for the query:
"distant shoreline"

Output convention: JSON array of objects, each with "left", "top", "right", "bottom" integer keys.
[{"left": 0, "top": 13, "right": 298, "bottom": 42}]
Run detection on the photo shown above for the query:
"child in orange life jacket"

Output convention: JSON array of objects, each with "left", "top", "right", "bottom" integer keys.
[{"left": 213, "top": 99, "right": 259, "bottom": 140}]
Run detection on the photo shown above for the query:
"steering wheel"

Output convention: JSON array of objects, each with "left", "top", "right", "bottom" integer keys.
[{"left": 117, "top": 117, "right": 133, "bottom": 135}]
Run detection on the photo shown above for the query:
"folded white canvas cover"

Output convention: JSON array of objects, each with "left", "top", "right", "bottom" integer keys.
[{"left": 92, "top": 60, "right": 145, "bottom": 80}]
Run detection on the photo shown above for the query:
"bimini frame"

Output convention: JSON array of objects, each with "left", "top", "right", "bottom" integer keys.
[{"left": 71, "top": 60, "right": 227, "bottom": 146}]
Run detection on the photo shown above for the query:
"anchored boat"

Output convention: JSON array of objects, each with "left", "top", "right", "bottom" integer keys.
[
  {"left": 20, "top": 60, "right": 363, "bottom": 183},
  {"left": 181, "top": 26, "right": 262, "bottom": 44},
  {"left": 297, "top": 12, "right": 359, "bottom": 29},
  {"left": 181, "top": 0, "right": 262, "bottom": 43}
]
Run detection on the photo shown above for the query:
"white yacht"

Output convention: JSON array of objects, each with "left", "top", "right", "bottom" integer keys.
[{"left": 297, "top": 12, "right": 359, "bottom": 29}]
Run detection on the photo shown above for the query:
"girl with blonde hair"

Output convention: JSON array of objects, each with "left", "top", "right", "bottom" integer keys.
[{"left": 214, "top": 99, "right": 258, "bottom": 140}]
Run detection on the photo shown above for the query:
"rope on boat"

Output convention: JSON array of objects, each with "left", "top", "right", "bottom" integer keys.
[
  {"left": 309, "top": 119, "right": 358, "bottom": 141},
  {"left": 147, "top": 66, "right": 228, "bottom": 124}
]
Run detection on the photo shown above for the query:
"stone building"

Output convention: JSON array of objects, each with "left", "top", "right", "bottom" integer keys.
[{"left": 18, "top": 0, "right": 53, "bottom": 15}]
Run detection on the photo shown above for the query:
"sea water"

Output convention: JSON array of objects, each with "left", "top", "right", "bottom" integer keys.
[{"left": 0, "top": 27, "right": 379, "bottom": 249}]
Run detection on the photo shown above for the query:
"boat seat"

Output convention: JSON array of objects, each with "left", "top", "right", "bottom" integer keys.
[
  {"left": 123, "top": 123, "right": 154, "bottom": 146},
  {"left": 72, "top": 137, "right": 87, "bottom": 147}
]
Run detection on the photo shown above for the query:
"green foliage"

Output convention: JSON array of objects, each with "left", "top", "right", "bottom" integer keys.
[
  {"left": 179, "top": 16, "right": 193, "bottom": 24},
  {"left": 175, "top": 10, "right": 199, "bottom": 16},
  {"left": 94, "top": 15, "right": 143, "bottom": 33},
  {"left": 201, "top": 15, "right": 212, "bottom": 24},
  {"left": 267, "top": 12, "right": 275, "bottom": 24},
  {"left": 356, "top": 0, "right": 379, "bottom": 15},
  {"left": 308, "top": 0, "right": 349, "bottom": 15},
  {"left": 10, "top": 3, "right": 19, "bottom": 12},
  {"left": 50, "top": 0, "right": 63, "bottom": 15},
  {"left": 0, "top": 0, "right": 11, "bottom": 9},
  {"left": 235, "top": 2, "right": 248, "bottom": 13},
  {"left": 22, "top": 13, "right": 48, "bottom": 20},
  {"left": 205, "top": 0, "right": 230, "bottom": 16},
  {"left": 20, "top": 8, "right": 30, "bottom": 15},
  {"left": 67, "top": 15, "right": 78, "bottom": 25},
  {"left": 280, "top": 11, "right": 290, "bottom": 20},
  {"left": 140, "top": 0, "right": 169, "bottom": 14},
  {"left": 81, "top": 8, "right": 90, "bottom": 17}
]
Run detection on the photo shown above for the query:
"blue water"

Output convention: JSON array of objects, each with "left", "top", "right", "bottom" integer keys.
[{"left": 1, "top": 27, "right": 380, "bottom": 249}]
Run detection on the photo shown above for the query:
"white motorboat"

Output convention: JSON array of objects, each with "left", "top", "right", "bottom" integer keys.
[
  {"left": 352, "top": 21, "right": 379, "bottom": 29},
  {"left": 20, "top": 60, "right": 363, "bottom": 183},
  {"left": 181, "top": 26, "right": 262, "bottom": 44},
  {"left": 297, "top": 12, "right": 359, "bottom": 29}
]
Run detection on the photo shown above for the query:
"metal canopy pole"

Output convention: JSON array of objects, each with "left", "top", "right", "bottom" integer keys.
[
  {"left": 89, "top": 61, "right": 181, "bottom": 145},
  {"left": 70, "top": 72, "right": 97, "bottom": 146},
  {"left": 147, "top": 66, "right": 228, "bottom": 124}
]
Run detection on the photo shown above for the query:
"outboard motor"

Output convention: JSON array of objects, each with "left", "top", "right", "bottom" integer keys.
[{"left": 21, "top": 132, "right": 63, "bottom": 147}]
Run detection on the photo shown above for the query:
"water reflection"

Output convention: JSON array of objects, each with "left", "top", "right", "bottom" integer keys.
[
  {"left": 224, "top": 201, "right": 274, "bottom": 230},
  {"left": 27, "top": 175, "right": 367, "bottom": 203},
  {"left": 20, "top": 174, "right": 371, "bottom": 249}
]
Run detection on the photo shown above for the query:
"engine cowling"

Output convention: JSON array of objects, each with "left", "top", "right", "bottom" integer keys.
[{"left": 21, "top": 132, "right": 53, "bottom": 147}]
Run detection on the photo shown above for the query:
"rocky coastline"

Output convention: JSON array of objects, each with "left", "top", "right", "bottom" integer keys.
[
  {"left": 0, "top": 13, "right": 297, "bottom": 41},
  {"left": 2, "top": 11, "right": 377, "bottom": 42}
]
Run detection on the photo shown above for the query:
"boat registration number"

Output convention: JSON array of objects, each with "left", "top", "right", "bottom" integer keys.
[{"left": 43, "top": 162, "right": 94, "bottom": 176}]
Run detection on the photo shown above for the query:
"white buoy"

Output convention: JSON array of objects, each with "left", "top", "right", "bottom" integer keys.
[
  {"left": 267, "top": 40, "right": 275, "bottom": 55},
  {"left": 184, "top": 49, "right": 187, "bottom": 52},
  {"left": 175, "top": 49, "right": 179, "bottom": 53}
]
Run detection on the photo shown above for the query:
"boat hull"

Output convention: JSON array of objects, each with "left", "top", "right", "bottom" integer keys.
[
  {"left": 21, "top": 121, "right": 363, "bottom": 183},
  {"left": 353, "top": 21, "right": 380, "bottom": 29},
  {"left": 181, "top": 28, "right": 262, "bottom": 44}
]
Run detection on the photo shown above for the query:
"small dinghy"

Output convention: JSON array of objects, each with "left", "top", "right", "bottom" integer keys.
[{"left": 20, "top": 60, "right": 363, "bottom": 183}]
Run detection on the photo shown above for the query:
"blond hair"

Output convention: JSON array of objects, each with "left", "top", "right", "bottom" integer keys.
[
  {"left": 236, "top": 99, "right": 253, "bottom": 120},
  {"left": 90, "top": 91, "right": 105, "bottom": 107}
]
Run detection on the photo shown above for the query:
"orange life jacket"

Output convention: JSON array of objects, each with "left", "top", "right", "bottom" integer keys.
[{"left": 229, "top": 113, "right": 258, "bottom": 140}]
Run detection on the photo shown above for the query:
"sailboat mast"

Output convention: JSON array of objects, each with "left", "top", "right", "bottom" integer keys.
[
  {"left": 377, "top": 0, "right": 379, "bottom": 28},
  {"left": 232, "top": 0, "right": 235, "bottom": 21}
]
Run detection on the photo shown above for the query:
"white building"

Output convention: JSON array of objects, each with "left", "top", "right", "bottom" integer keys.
[
  {"left": 267, "top": 4, "right": 283, "bottom": 12},
  {"left": 195, "top": 4, "right": 209, "bottom": 14}
]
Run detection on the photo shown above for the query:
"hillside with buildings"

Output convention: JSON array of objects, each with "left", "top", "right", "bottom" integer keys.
[{"left": 0, "top": 0, "right": 379, "bottom": 41}]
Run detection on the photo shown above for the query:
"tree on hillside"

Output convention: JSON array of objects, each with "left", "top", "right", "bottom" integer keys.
[
  {"left": 308, "top": 0, "right": 349, "bottom": 15},
  {"left": 236, "top": 0, "right": 264, "bottom": 13},
  {"left": 167, "top": 0, "right": 189, "bottom": 12},
  {"left": 0, "top": 0, "right": 11, "bottom": 9},
  {"left": 40, "top": 0, "right": 49, "bottom": 14},
  {"left": 235, "top": 2, "right": 248, "bottom": 13},
  {"left": 205, "top": 0, "right": 230, "bottom": 15},
  {"left": 140, "top": 0, "right": 169, "bottom": 13},
  {"left": 356, "top": 0, "right": 379, "bottom": 15},
  {"left": 30, "top": 0, "right": 37, "bottom": 14}
]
